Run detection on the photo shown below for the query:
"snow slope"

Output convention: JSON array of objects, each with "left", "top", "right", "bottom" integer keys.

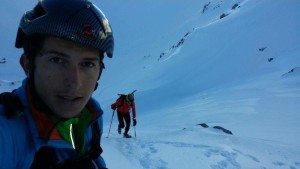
[{"left": 1, "top": 0, "right": 300, "bottom": 168}]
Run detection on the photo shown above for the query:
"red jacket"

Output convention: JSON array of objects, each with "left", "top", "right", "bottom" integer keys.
[{"left": 111, "top": 98, "right": 136, "bottom": 119}]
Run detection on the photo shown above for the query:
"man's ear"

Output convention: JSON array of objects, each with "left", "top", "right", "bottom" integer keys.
[{"left": 19, "top": 54, "right": 30, "bottom": 78}]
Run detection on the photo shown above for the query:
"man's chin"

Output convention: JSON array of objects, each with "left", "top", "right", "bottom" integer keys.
[{"left": 54, "top": 110, "right": 81, "bottom": 119}]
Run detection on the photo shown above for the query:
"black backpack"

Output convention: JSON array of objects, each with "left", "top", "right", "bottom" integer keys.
[
  {"left": 0, "top": 91, "right": 23, "bottom": 118},
  {"left": 117, "top": 94, "right": 127, "bottom": 108}
]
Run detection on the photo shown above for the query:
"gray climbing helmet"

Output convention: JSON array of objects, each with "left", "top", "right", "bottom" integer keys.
[{"left": 15, "top": 0, "right": 114, "bottom": 58}]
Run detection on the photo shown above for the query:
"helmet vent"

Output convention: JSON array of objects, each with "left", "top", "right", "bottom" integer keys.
[{"left": 28, "top": 2, "right": 47, "bottom": 22}]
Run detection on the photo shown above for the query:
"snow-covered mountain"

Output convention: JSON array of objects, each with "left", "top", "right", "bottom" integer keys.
[{"left": 1, "top": 0, "right": 300, "bottom": 168}]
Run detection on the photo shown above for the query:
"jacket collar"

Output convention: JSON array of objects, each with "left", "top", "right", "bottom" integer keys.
[{"left": 26, "top": 83, "right": 99, "bottom": 140}]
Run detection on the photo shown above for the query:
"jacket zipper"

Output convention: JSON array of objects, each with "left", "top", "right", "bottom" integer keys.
[{"left": 70, "top": 124, "right": 75, "bottom": 149}]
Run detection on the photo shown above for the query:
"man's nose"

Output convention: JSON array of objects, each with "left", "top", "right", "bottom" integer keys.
[{"left": 64, "top": 64, "right": 82, "bottom": 90}]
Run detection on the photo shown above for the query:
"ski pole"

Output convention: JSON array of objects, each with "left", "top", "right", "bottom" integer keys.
[
  {"left": 134, "top": 125, "right": 136, "bottom": 138},
  {"left": 107, "top": 109, "right": 115, "bottom": 138}
]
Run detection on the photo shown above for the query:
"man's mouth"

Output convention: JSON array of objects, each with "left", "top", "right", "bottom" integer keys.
[{"left": 58, "top": 95, "right": 83, "bottom": 102}]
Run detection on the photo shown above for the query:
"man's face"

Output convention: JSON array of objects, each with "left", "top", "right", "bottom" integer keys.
[{"left": 33, "top": 37, "right": 102, "bottom": 118}]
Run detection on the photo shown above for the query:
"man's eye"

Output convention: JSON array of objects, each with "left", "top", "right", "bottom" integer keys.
[
  {"left": 81, "top": 61, "right": 96, "bottom": 68},
  {"left": 49, "top": 57, "right": 64, "bottom": 64}
]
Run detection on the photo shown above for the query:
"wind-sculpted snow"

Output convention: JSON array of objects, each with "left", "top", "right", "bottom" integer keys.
[{"left": 103, "top": 127, "right": 300, "bottom": 169}]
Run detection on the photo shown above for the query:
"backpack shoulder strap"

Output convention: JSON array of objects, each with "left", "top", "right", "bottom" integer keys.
[
  {"left": 30, "top": 147, "right": 58, "bottom": 169},
  {"left": 87, "top": 122, "right": 103, "bottom": 159},
  {"left": 0, "top": 91, "right": 23, "bottom": 118},
  {"left": 30, "top": 122, "right": 103, "bottom": 169},
  {"left": 117, "top": 94, "right": 126, "bottom": 108}
]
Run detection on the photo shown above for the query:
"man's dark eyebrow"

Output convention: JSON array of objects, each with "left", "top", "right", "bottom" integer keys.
[
  {"left": 40, "top": 50, "right": 69, "bottom": 58},
  {"left": 83, "top": 57, "right": 100, "bottom": 61},
  {"left": 40, "top": 50, "right": 100, "bottom": 61}
]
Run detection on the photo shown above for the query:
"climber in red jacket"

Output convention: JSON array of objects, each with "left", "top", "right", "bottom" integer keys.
[{"left": 111, "top": 93, "right": 137, "bottom": 138}]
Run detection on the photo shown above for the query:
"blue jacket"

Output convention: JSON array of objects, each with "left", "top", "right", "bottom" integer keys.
[{"left": 0, "top": 79, "right": 106, "bottom": 169}]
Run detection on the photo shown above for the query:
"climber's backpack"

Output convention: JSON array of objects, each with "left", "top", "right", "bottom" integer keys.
[
  {"left": 117, "top": 94, "right": 127, "bottom": 108},
  {"left": 116, "top": 90, "right": 137, "bottom": 108},
  {"left": 0, "top": 91, "right": 23, "bottom": 118}
]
